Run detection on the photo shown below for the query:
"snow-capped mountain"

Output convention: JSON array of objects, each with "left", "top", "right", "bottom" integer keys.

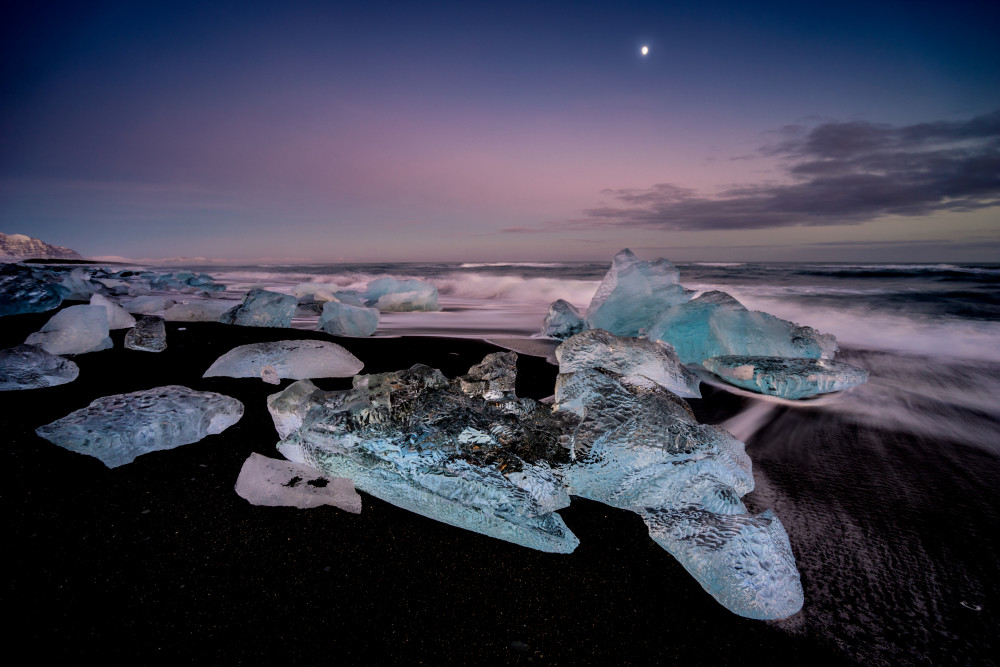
[{"left": 0, "top": 232, "right": 84, "bottom": 260}]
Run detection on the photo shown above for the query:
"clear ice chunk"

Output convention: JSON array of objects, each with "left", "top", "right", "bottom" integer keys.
[
  {"left": 204, "top": 340, "right": 363, "bottom": 382},
  {"left": 585, "top": 249, "right": 694, "bottom": 337},
  {"left": 555, "top": 329, "right": 702, "bottom": 398},
  {"left": 24, "top": 305, "right": 113, "bottom": 355},
  {"left": 703, "top": 355, "right": 869, "bottom": 399},
  {"left": 267, "top": 379, "right": 324, "bottom": 439},
  {"left": 163, "top": 300, "right": 235, "bottom": 322},
  {"left": 57, "top": 268, "right": 102, "bottom": 301},
  {"left": 0, "top": 344, "right": 79, "bottom": 390},
  {"left": 89, "top": 293, "right": 137, "bottom": 330},
  {"left": 0, "top": 265, "right": 64, "bottom": 316},
  {"left": 647, "top": 290, "right": 838, "bottom": 365},
  {"left": 124, "top": 296, "right": 175, "bottom": 314},
  {"left": 124, "top": 315, "right": 167, "bottom": 352},
  {"left": 234, "top": 453, "right": 362, "bottom": 512},
  {"left": 363, "top": 277, "right": 441, "bottom": 312},
  {"left": 35, "top": 385, "right": 244, "bottom": 467},
  {"left": 317, "top": 300, "right": 380, "bottom": 337},
  {"left": 220, "top": 288, "right": 296, "bottom": 328},
  {"left": 541, "top": 299, "right": 587, "bottom": 339}
]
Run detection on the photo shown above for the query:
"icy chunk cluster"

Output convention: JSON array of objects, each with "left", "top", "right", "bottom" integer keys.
[
  {"left": 204, "top": 339, "right": 363, "bottom": 382},
  {"left": 0, "top": 265, "right": 64, "bottom": 316},
  {"left": 90, "top": 293, "right": 136, "bottom": 330},
  {"left": 457, "top": 351, "right": 518, "bottom": 400},
  {"left": 35, "top": 385, "right": 243, "bottom": 467},
  {"left": 317, "top": 301, "right": 380, "bottom": 337},
  {"left": 124, "top": 315, "right": 167, "bottom": 352},
  {"left": 220, "top": 288, "right": 296, "bottom": 328},
  {"left": 541, "top": 299, "right": 587, "bottom": 339},
  {"left": 703, "top": 355, "right": 869, "bottom": 399},
  {"left": 25, "top": 305, "right": 113, "bottom": 355},
  {"left": 556, "top": 329, "right": 701, "bottom": 398},
  {"left": 235, "top": 453, "right": 362, "bottom": 512},
  {"left": 0, "top": 344, "right": 79, "bottom": 390},
  {"left": 363, "top": 277, "right": 441, "bottom": 312}
]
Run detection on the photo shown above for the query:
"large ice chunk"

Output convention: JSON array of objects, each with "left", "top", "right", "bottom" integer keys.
[
  {"left": 89, "top": 293, "right": 137, "bottom": 330},
  {"left": 556, "top": 329, "right": 701, "bottom": 398},
  {"left": 647, "top": 290, "right": 838, "bottom": 365},
  {"left": 220, "top": 288, "right": 296, "bottom": 328},
  {"left": 0, "top": 265, "right": 64, "bottom": 316},
  {"left": 541, "top": 299, "right": 587, "bottom": 339},
  {"left": 363, "top": 277, "right": 441, "bottom": 312},
  {"left": 234, "top": 453, "right": 362, "bottom": 512},
  {"left": 0, "top": 344, "right": 79, "bottom": 390},
  {"left": 35, "top": 385, "right": 244, "bottom": 467},
  {"left": 585, "top": 249, "right": 694, "bottom": 337},
  {"left": 124, "top": 315, "right": 167, "bottom": 352},
  {"left": 163, "top": 300, "right": 235, "bottom": 322},
  {"left": 703, "top": 355, "right": 869, "bottom": 399},
  {"left": 317, "top": 301, "right": 380, "bottom": 337},
  {"left": 204, "top": 340, "right": 363, "bottom": 382},
  {"left": 24, "top": 305, "right": 113, "bottom": 355}
]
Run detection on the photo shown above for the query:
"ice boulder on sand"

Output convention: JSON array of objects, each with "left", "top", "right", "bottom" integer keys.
[
  {"left": 541, "top": 299, "right": 587, "bottom": 339},
  {"left": 89, "top": 293, "right": 136, "bottom": 330},
  {"left": 0, "top": 344, "right": 79, "bottom": 390},
  {"left": 235, "top": 453, "right": 362, "bottom": 512},
  {"left": 703, "top": 355, "right": 869, "bottom": 399},
  {"left": 317, "top": 300, "right": 380, "bottom": 337},
  {"left": 556, "top": 329, "right": 701, "bottom": 398},
  {"left": 220, "top": 288, "right": 296, "bottom": 328},
  {"left": 124, "top": 315, "right": 167, "bottom": 352},
  {"left": 25, "top": 305, "right": 113, "bottom": 355},
  {"left": 204, "top": 339, "right": 363, "bottom": 382},
  {"left": 363, "top": 277, "right": 441, "bottom": 312},
  {"left": 0, "top": 265, "right": 64, "bottom": 317},
  {"left": 163, "top": 299, "right": 234, "bottom": 322},
  {"left": 35, "top": 385, "right": 244, "bottom": 467}
]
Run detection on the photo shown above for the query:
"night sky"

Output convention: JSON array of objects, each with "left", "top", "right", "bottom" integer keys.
[{"left": 2, "top": 0, "right": 998, "bottom": 262}]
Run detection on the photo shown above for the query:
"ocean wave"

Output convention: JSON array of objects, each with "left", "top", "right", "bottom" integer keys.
[
  {"left": 457, "top": 262, "right": 574, "bottom": 269},
  {"left": 687, "top": 262, "right": 746, "bottom": 267},
  {"left": 433, "top": 273, "right": 599, "bottom": 307}
]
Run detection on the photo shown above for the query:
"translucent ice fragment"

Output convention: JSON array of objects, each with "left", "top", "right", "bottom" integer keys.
[
  {"left": 57, "top": 268, "right": 102, "bottom": 301},
  {"left": 35, "top": 385, "right": 244, "bottom": 467},
  {"left": 363, "top": 277, "right": 441, "bottom": 312},
  {"left": 541, "top": 299, "right": 587, "bottom": 339},
  {"left": 267, "top": 379, "right": 323, "bottom": 439},
  {"left": 204, "top": 339, "right": 363, "bottom": 382},
  {"left": 220, "top": 288, "right": 296, "bottom": 328},
  {"left": 163, "top": 300, "right": 235, "bottom": 322},
  {"left": 89, "top": 293, "right": 136, "bottom": 330},
  {"left": 703, "top": 355, "right": 869, "bottom": 399},
  {"left": 235, "top": 453, "right": 362, "bottom": 512},
  {"left": 124, "top": 296, "right": 175, "bottom": 314},
  {"left": 0, "top": 344, "right": 79, "bottom": 390},
  {"left": 317, "top": 300, "right": 379, "bottom": 337},
  {"left": 25, "top": 305, "right": 113, "bottom": 355},
  {"left": 0, "top": 265, "right": 64, "bottom": 316},
  {"left": 124, "top": 315, "right": 167, "bottom": 352},
  {"left": 556, "top": 329, "right": 701, "bottom": 398}
]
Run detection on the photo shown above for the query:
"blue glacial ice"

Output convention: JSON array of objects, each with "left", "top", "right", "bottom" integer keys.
[
  {"left": 24, "top": 305, "right": 113, "bottom": 355},
  {"left": 541, "top": 299, "right": 587, "bottom": 339},
  {"left": 703, "top": 355, "right": 869, "bottom": 399},
  {"left": 235, "top": 453, "right": 362, "bottom": 512},
  {"left": 363, "top": 277, "right": 441, "bottom": 312},
  {"left": 0, "top": 264, "right": 65, "bottom": 317},
  {"left": 124, "top": 315, "right": 167, "bottom": 352},
  {"left": 0, "top": 344, "right": 79, "bottom": 390},
  {"left": 647, "top": 290, "right": 838, "bottom": 365},
  {"left": 585, "top": 249, "right": 694, "bottom": 337},
  {"left": 204, "top": 339, "right": 363, "bottom": 382},
  {"left": 35, "top": 385, "right": 244, "bottom": 467},
  {"left": 220, "top": 288, "right": 297, "bottom": 328},
  {"left": 317, "top": 300, "right": 380, "bottom": 337},
  {"left": 89, "top": 293, "right": 137, "bottom": 330}
]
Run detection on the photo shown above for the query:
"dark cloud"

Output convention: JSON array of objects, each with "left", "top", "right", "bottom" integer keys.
[{"left": 564, "top": 109, "right": 1000, "bottom": 232}]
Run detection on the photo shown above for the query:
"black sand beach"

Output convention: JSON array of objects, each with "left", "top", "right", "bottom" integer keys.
[{"left": 4, "top": 308, "right": 997, "bottom": 665}]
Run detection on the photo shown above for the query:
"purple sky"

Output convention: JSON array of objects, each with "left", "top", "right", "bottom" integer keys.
[{"left": 2, "top": 1, "right": 998, "bottom": 262}]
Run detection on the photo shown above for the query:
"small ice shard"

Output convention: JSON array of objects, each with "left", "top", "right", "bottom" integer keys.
[
  {"left": 203, "top": 339, "right": 363, "bottom": 381},
  {"left": 648, "top": 291, "right": 838, "bottom": 365},
  {"left": 317, "top": 300, "right": 380, "bottom": 337},
  {"left": 457, "top": 351, "right": 518, "bottom": 400},
  {"left": 0, "top": 344, "right": 79, "bottom": 390},
  {"left": 35, "top": 385, "right": 244, "bottom": 467},
  {"left": 541, "top": 299, "right": 587, "bottom": 339},
  {"left": 261, "top": 365, "right": 280, "bottom": 385},
  {"left": 235, "top": 453, "right": 362, "bottom": 512},
  {"left": 363, "top": 277, "right": 441, "bottom": 312},
  {"left": 0, "top": 265, "right": 64, "bottom": 316},
  {"left": 124, "top": 315, "right": 167, "bottom": 352},
  {"left": 24, "top": 305, "right": 113, "bottom": 355},
  {"left": 267, "top": 379, "right": 326, "bottom": 439},
  {"left": 163, "top": 299, "right": 235, "bottom": 322},
  {"left": 703, "top": 355, "right": 869, "bottom": 399},
  {"left": 220, "top": 288, "right": 297, "bottom": 328},
  {"left": 556, "top": 329, "right": 702, "bottom": 398},
  {"left": 124, "top": 296, "right": 175, "bottom": 314},
  {"left": 585, "top": 249, "right": 694, "bottom": 337},
  {"left": 89, "top": 293, "right": 136, "bottom": 330}
]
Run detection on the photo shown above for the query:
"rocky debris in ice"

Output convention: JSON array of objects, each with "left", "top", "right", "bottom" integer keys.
[
  {"left": 585, "top": 249, "right": 694, "bottom": 337},
  {"left": 317, "top": 300, "right": 380, "bottom": 337},
  {"left": 458, "top": 351, "right": 518, "bottom": 400},
  {"left": 25, "top": 305, "right": 113, "bottom": 355},
  {"left": 555, "top": 329, "right": 702, "bottom": 398},
  {"left": 35, "top": 385, "right": 243, "bottom": 468},
  {"left": 647, "top": 290, "right": 838, "bottom": 365},
  {"left": 220, "top": 288, "right": 296, "bottom": 328},
  {"left": 0, "top": 344, "right": 79, "bottom": 390},
  {"left": 163, "top": 299, "right": 235, "bottom": 322},
  {"left": 235, "top": 453, "right": 362, "bottom": 512},
  {"left": 363, "top": 277, "right": 441, "bottom": 312},
  {"left": 204, "top": 339, "right": 363, "bottom": 382},
  {"left": 703, "top": 355, "right": 869, "bottom": 399},
  {"left": 124, "top": 296, "right": 175, "bottom": 314},
  {"left": 541, "top": 299, "right": 587, "bottom": 339},
  {"left": 0, "top": 264, "right": 64, "bottom": 316},
  {"left": 124, "top": 315, "right": 167, "bottom": 352},
  {"left": 89, "top": 293, "right": 136, "bottom": 330}
]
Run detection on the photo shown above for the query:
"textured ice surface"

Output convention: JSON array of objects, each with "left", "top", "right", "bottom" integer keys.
[
  {"left": 0, "top": 344, "right": 79, "bottom": 390},
  {"left": 124, "top": 315, "right": 167, "bottom": 352},
  {"left": 0, "top": 265, "right": 64, "bottom": 316},
  {"left": 553, "top": 368, "right": 803, "bottom": 619},
  {"left": 124, "top": 296, "right": 175, "bottom": 314},
  {"left": 89, "top": 293, "right": 136, "bottom": 330},
  {"left": 163, "top": 300, "right": 235, "bottom": 322},
  {"left": 25, "top": 305, "right": 113, "bottom": 355},
  {"left": 457, "top": 351, "right": 518, "bottom": 400},
  {"left": 276, "top": 361, "right": 579, "bottom": 553},
  {"left": 317, "top": 300, "right": 380, "bottom": 337},
  {"left": 704, "top": 355, "right": 869, "bottom": 399},
  {"left": 648, "top": 290, "right": 838, "bottom": 365},
  {"left": 556, "top": 329, "right": 702, "bottom": 398},
  {"left": 585, "top": 249, "right": 694, "bottom": 337},
  {"left": 220, "top": 288, "right": 296, "bottom": 328},
  {"left": 235, "top": 453, "right": 362, "bottom": 512},
  {"left": 541, "top": 299, "right": 587, "bottom": 339},
  {"left": 204, "top": 340, "right": 363, "bottom": 381},
  {"left": 363, "top": 277, "right": 441, "bottom": 312},
  {"left": 35, "top": 385, "right": 243, "bottom": 467}
]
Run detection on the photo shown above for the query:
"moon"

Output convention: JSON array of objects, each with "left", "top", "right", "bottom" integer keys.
[{"left": 641, "top": 45, "right": 649, "bottom": 56}]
